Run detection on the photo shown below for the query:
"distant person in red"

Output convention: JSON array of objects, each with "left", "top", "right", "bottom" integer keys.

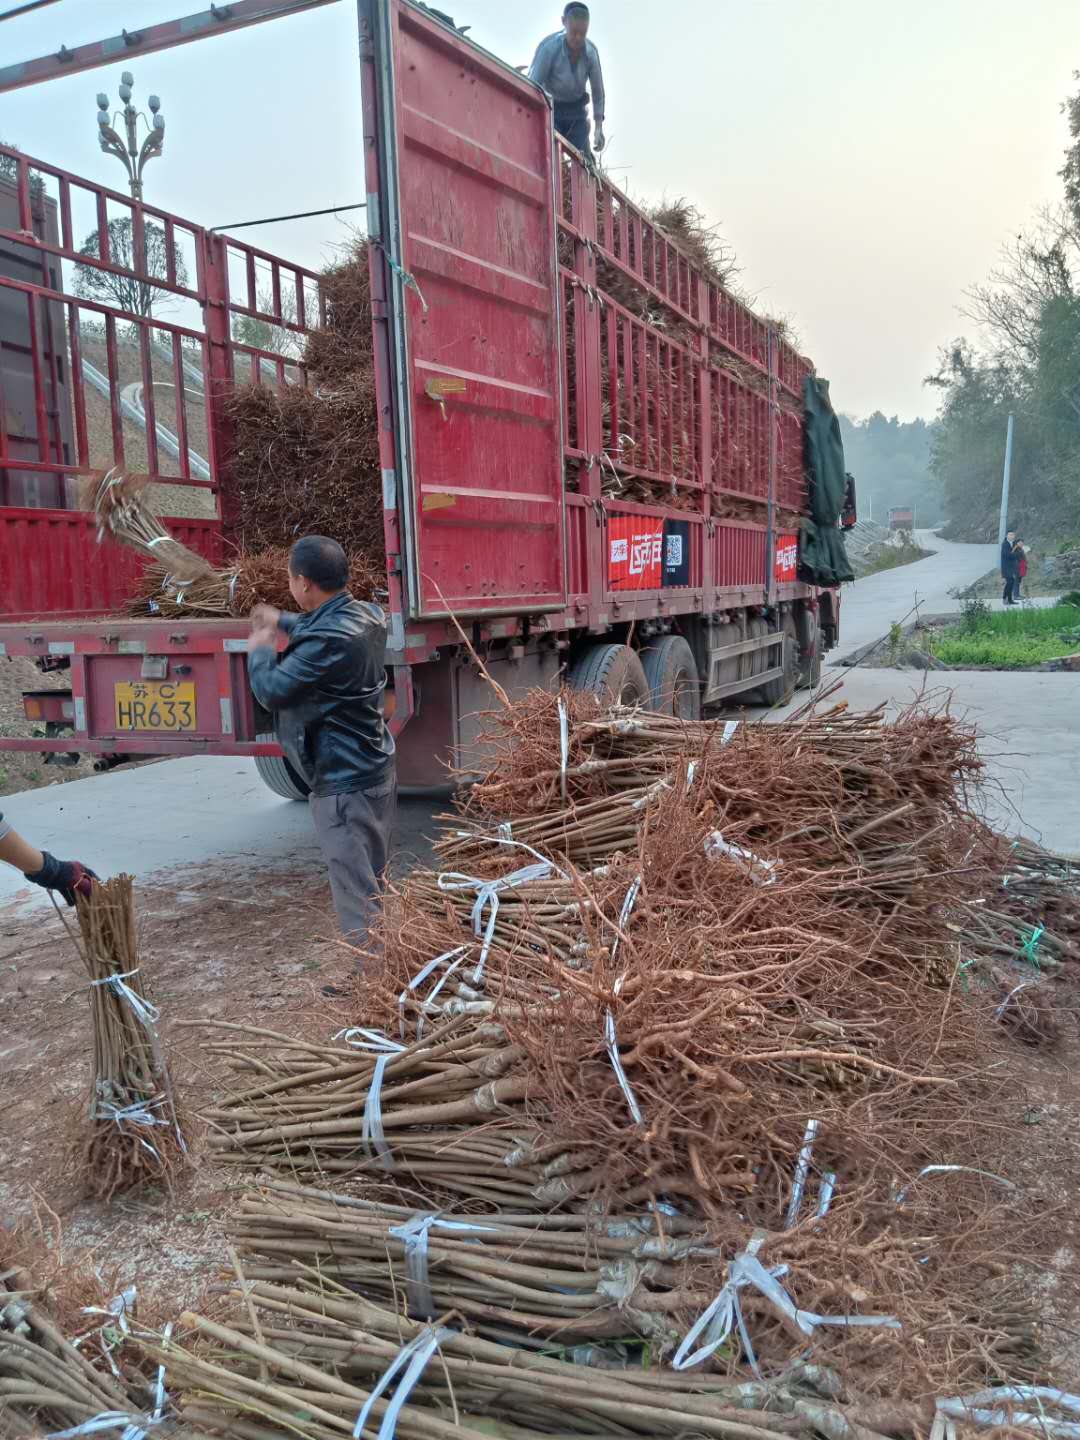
[
  {"left": 0, "top": 815, "right": 95, "bottom": 903},
  {"left": 529, "top": 3, "right": 606, "bottom": 156},
  {"left": 1015, "top": 537, "right": 1028, "bottom": 598}
]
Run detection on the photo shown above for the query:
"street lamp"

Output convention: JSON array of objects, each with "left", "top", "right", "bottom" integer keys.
[{"left": 96, "top": 72, "right": 165, "bottom": 202}]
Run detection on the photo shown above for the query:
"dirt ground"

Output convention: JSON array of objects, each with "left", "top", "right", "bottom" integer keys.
[{"left": 2, "top": 848, "right": 1079, "bottom": 1386}]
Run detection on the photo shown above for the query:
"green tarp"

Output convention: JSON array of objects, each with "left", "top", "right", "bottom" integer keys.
[{"left": 799, "top": 375, "right": 854, "bottom": 586}]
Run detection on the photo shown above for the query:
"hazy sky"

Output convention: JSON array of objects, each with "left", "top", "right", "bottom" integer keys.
[{"left": 3, "top": 0, "right": 1079, "bottom": 420}]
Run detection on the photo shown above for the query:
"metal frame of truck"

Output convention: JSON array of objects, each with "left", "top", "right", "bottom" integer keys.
[{"left": 0, "top": 0, "right": 841, "bottom": 793}]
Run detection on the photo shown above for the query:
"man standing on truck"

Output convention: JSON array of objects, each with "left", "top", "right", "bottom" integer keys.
[
  {"left": 247, "top": 536, "right": 396, "bottom": 957},
  {"left": 529, "top": 3, "right": 606, "bottom": 155}
]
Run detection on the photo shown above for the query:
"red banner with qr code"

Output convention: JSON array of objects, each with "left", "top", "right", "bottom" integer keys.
[
  {"left": 607, "top": 514, "right": 664, "bottom": 591},
  {"left": 774, "top": 533, "right": 798, "bottom": 585}
]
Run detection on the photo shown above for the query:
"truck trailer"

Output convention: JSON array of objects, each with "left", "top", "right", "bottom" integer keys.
[{"left": 0, "top": 0, "right": 849, "bottom": 796}]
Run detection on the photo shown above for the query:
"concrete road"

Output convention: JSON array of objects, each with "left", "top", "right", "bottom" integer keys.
[
  {"left": 807, "top": 667, "right": 1080, "bottom": 853},
  {"left": 836, "top": 530, "right": 997, "bottom": 656},
  {"left": 0, "top": 759, "right": 438, "bottom": 913}
]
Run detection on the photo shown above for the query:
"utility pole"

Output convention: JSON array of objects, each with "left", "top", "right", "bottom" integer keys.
[
  {"left": 997, "top": 413, "right": 1014, "bottom": 547},
  {"left": 96, "top": 72, "right": 165, "bottom": 201}
]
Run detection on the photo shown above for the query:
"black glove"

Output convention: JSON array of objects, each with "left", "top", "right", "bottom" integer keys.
[{"left": 24, "top": 851, "right": 98, "bottom": 906}]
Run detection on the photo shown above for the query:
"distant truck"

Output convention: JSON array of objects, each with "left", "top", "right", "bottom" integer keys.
[
  {"left": 0, "top": 0, "right": 849, "bottom": 795},
  {"left": 888, "top": 507, "right": 915, "bottom": 531}
]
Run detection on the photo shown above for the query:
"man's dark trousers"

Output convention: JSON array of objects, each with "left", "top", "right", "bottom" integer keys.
[
  {"left": 554, "top": 98, "right": 590, "bottom": 152},
  {"left": 309, "top": 772, "right": 396, "bottom": 950},
  {"left": 1002, "top": 574, "right": 1018, "bottom": 604}
]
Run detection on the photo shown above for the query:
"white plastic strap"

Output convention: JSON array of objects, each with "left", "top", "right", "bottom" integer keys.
[
  {"left": 895, "top": 1164, "right": 1016, "bottom": 1206},
  {"left": 604, "top": 1004, "right": 643, "bottom": 1126},
  {"left": 91, "top": 971, "right": 160, "bottom": 1030},
  {"left": 704, "top": 832, "right": 781, "bottom": 886},
  {"left": 437, "top": 861, "right": 553, "bottom": 985},
  {"left": 673, "top": 1233, "right": 900, "bottom": 1374},
  {"left": 994, "top": 980, "right": 1035, "bottom": 1020},
  {"left": 557, "top": 697, "right": 569, "bottom": 802},
  {"left": 352, "top": 1326, "right": 450, "bottom": 1439},
  {"left": 338, "top": 1030, "right": 407, "bottom": 1171},
  {"left": 388, "top": 1215, "right": 496, "bottom": 1318},
  {"left": 936, "top": 1388, "right": 1080, "bottom": 1439},
  {"left": 816, "top": 1172, "right": 837, "bottom": 1218},
  {"left": 96, "top": 1099, "right": 167, "bottom": 1130},
  {"left": 721, "top": 720, "right": 740, "bottom": 745},
  {"left": 784, "top": 1118, "right": 819, "bottom": 1229},
  {"left": 47, "top": 1415, "right": 162, "bottom": 1440},
  {"left": 610, "top": 874, "right": 642, "bottom": 964},
  {"left": 397, "top": 946, "right": 469, "bottom": 1038}
]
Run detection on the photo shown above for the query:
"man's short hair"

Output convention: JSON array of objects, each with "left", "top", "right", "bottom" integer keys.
[
  {"left": 563, "top": 2, "right": 589, "bottom": 18},
  {"left": 289, "top": 535, "right": 349, "bottom": 591}
]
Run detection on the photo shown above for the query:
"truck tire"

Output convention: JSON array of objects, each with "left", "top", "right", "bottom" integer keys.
[
  {"left": 253, "top": 733, "right": 311, "bottom": 801},
  {"left": 567, "top": 643, "right": 650, "bottom": 707},
  {"left": 640, "top": 636, "right": 701, "bottom": 719},
  {"left": 757, "top": 614, "right": 800, "bottom": 707}
]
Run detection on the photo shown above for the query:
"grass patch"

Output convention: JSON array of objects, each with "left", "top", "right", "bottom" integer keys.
[
  {"left": 856, "top": 538, "right": 932, "bottom": 577},
  {"left": 933, "top": 602, "right": 1080, "bottom": 668}
]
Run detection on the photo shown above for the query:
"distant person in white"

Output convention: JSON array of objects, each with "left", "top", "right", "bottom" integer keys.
[{"left": 529, "top": 3, "right": 606, "bottom": 156}]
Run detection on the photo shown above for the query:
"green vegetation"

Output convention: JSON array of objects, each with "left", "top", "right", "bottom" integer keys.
[
  {"left": 933, "top": 603, "right": 1080, "bottom": 668},
  {"left": 857, "top": 536, "right": 933, "bottom": 577},
  {"left": 928, "top": 74, "right": 1080, "bottom": 543}
]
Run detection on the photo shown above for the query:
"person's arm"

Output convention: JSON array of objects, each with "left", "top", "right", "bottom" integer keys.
[
  {"left": 248, "top": 633, "right": 340, "bottom": 710},
  {"left": 0, "top": 824, "right": 96, "bottom": 904},
  {"left": 528, "top": 35, "right": 554, "bottom": 89},
  {"left": 588, "top": 44, "right": 606, "bottom": 127}
]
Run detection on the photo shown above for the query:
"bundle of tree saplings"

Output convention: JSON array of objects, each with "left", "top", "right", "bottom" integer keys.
[
  {"left": 0, "top": 1258, "right": 141, "bottom": 1437},
  {"left": 126, "top": 546, "right": 384, "bottom": 619},
  {"left": 77, "top": 875, "right": 187, "bottom": 1198},
  {"left": 153, "top": 1176, "right": 1054, "bottom": 1438},
  {"left": 93, "top": 467, "right": 214, "bottom": 582},
  {"left": 191, "top": 690, "right": 1076, "bottom": 1416},
  {"left": 222, "top": 238, "right": 386, "bottom": 563}
]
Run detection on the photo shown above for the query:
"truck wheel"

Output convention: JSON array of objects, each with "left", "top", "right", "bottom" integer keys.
[
  {"left": 757, "top": 615, "right": 800, "bottom": 707},
  {"left": 567, "top": 643, "right": 650, "bottom": 707},
  {"left": 253, "top": 733, "right": 311, "bottom": 801},
  {"left": 640, "top": 636, "right": 701, "bottom": 719}
]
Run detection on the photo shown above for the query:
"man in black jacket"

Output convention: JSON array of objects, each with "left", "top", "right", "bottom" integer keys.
[{"left": 247, "top": 536, "right": 396, "bottom": 953}]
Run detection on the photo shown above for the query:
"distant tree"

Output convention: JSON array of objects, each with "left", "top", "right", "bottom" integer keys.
[
  {"left": 73, "top": 216, "right": 188, "bottom": 319},
  {"left": 960, "top": 207, "right": 1077, "bottom": 368},
  {"left": 838, "top": 411, "right": 941, "bottom": 526},
  {"left": 231, "top": 286, "right": 304, "bottom": 362},
  {"left": 1062, "top": 73, "right": 1080, "bottom": 226}
]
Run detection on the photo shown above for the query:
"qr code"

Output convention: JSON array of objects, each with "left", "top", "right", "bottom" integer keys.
[{"left": 666, "top": 534, "right": 683, "bottom": 567}]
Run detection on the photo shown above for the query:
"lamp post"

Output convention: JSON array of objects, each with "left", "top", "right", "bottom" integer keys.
[{"left": 96, "top": 72, "right": 165, "bottom": 202}]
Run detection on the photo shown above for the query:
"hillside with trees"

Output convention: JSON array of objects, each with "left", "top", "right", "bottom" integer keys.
[
  {"left": 928, "top": 74, "right": 1080, "bottom": 544},
  {"left": 837, "top": 412, "right": 941, "bottom": 527}
]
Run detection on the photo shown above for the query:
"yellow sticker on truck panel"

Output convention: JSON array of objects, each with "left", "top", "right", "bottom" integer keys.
[{"left": 114, "top": 680, "right": 197, "bottom": 731}]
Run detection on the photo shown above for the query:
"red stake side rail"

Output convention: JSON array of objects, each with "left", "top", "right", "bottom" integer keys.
[{"left": 0, "top": 0, "right": 836, "bottom": 786}]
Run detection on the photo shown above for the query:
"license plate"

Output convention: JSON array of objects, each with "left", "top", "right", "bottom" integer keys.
[{"left": 114, "top": 680, "right": 197, "bottom": 732}]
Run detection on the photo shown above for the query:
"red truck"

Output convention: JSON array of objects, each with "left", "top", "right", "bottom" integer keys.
[{"left": 0, "top": 0, "right": 842, "bottom": 797}]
